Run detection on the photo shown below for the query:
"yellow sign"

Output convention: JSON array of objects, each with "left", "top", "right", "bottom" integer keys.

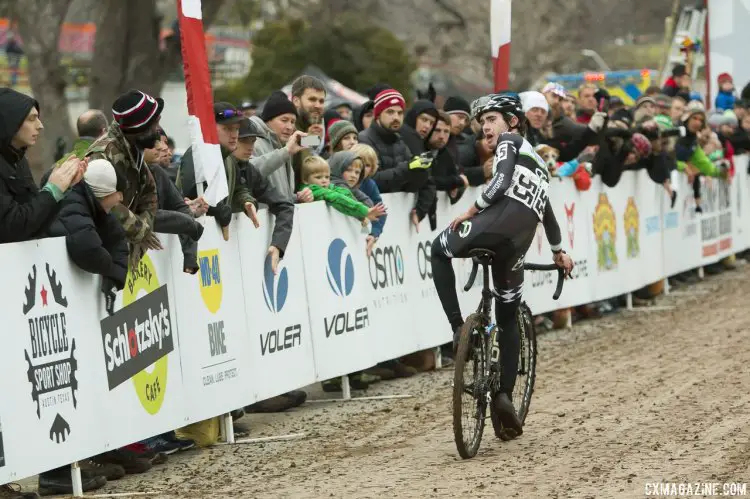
[
  {"left": 624, "top": 197, "right": 640, "bottom": 258},
  {"left": 122, "top": 254, "right": 168, "bottom": 415},
  {"left": 198, "top": 249, "right": 222, "bottom": 314},
  {"left": 593, "top": 193, "right": 618, "bottom": 271}
]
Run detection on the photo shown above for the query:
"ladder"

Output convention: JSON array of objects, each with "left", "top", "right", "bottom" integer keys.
[{"left": 661, "top": 4, "right": 707, "bottom": 85}]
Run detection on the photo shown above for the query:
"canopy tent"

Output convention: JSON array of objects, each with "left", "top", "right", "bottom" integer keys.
[{"left": 257, "top": 65, "right": 370, "bottom": 112}]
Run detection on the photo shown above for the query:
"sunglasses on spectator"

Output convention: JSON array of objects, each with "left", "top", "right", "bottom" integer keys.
[{"left": 216, "top": 109, "right": 242, "bottom": 120}]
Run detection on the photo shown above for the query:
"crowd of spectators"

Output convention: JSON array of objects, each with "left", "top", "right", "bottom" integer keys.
[{"left": 3, "top": 61, "right": 750, "bottom": 496}]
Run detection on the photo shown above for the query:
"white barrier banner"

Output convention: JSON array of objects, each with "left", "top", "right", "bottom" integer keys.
[
  {"left": 297, "top": 202, "right": 377, "bottom": 380},
  {"left": 732, "top": 157, "right": 750, "bottom": 252},
  {"left": 700, "top": 176, "right": 734, "bottom": 265},
  {"left": 238, "top": 210, "right": 317, "bottom": 401},
  {"left": 635, "top": 171, "right": 667, "bottom": 285},
  {"left": 0, "top": 239, "right": 107, "bottom": 483},
  {"left": 98, "top": 236, "right": 186, "bottom": 449},
  {"left": 663, "top": 174, "right": 702, "bottom": 276},
  {"left": 173, "top": 220, "right": 254, "bottom": 422}
]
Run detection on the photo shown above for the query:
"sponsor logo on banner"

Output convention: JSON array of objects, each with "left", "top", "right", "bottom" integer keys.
[
  {"left": 197, "top": 249, "right": 239, "bottom": 385},
  {"left": 417, "top": 241, "right": 432, "bottom": 280},
  {"left": 324, "top": 239, "right": 369, "bottom": 338},
  {"left": 682, "top": 195, "right": 698, "bottom": 238},
  {"left": 260, "top": 254, "right": 301, "bottom": 356},
  {"left": 593, "top": 193, "right": 618, "bottom": 271},
  {"left": 23, "top": 264, "right": 78, "bottom": 444},
  {"left": 624, "top": 197, "right": 640, "bottom": 258},
  {"left": 700, "top": 178, "right": 733, "bottom": 256},
  {"left": 564, "top": 202, "right": 575, "bottom": 248},
  {"left": 368, "top": 243, "right": 408, "bottom": 308},
  {"left": 100, "top": 255, "right": 172, "bottom": 415},
  {"left": 326, "top": 238, "right": 355, "bottom": 297}
]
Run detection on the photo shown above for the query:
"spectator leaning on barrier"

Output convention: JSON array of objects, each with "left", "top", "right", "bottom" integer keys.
[
  {"left": 85, "top": 89, "right": 163, "bottom": 267},
  {"left": 428, "top": 110, "right": 466, "bottom": 200},
  {"left": 576, "top": 82, "right": 598, "bottom": 124},
  {"left": 352, "top": 100, "right": 375, "bottom": 132},
  {"left": 144, "top": 132, "right": 205, "bottom": 274},
  {"left": 51, "top": 159, "right": 129, "bottom": 314},
  {"left": 234, "top": 118, "right": 293, "bottom": 272},
  {"left": 249, "top": 91, "right": 310, "bottom": 203},
  {"left": 400, "top": 99, "right": 438, "bottom": 230},
  {"left": 443, "top": 96, "right": 484, "bottom": 187},
  {"left": 350, "top": 143, "right": 387, "bottom": 255},
  {"left": 0, "top": 88, "right": 85, "bottom": 244},
  {"left": 359, "top": 88, "right": 435, "bottom": 203},
  {"left": 178, "top": 102, "right": 260, "bottom": 240},
  {"left": 328, "top": 119, "right": 359, "bottom": 155}
]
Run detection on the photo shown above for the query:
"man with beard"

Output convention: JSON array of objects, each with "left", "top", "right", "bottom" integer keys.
[
  {"left": 443, "top": 96, "right": 483, "bottom": 187},
  {"left": 85, "top": 90, "right": 163, "bottom": 266},
  {"left": 290, "top": 75, "right": 326, "bottom": 181}
]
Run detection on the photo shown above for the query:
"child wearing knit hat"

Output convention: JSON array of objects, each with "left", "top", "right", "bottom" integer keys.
[
  {"left": 327, "top": 120, "right": 359, "bottom": 154},
  {"left": 715, "top": 72, "right": 737, "bottom": 111},
  {"left": 84, "top": 159, "right": 123, "bottom": 212}
]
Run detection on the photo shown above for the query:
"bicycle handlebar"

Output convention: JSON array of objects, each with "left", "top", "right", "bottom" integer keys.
[
  {"left": 522, "top": 263, "right": 566, "bottom": 300},
  {"left": 463, "top": 259, "right": 566, "bottom": 300}
]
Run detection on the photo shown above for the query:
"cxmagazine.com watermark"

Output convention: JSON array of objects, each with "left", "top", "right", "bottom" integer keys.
[{"left": 645, "top": 482, "right": 747, "bottom": 497}]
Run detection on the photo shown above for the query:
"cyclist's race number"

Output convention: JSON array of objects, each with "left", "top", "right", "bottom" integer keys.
[{"left": 505, "top": 166, "right": 549, "bottom": 220}]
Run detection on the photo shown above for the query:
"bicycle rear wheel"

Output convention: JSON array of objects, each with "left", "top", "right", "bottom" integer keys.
[
  {"left": 452, "top": 313, "right": 488, "bottom": 459},
  {"left": 513, "top": 302, "right": 538, "bottom": 423}
]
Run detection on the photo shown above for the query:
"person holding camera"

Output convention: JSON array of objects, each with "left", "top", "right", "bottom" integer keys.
[{"left": 249, "top": 91, "right": 313, "bottom": 204}]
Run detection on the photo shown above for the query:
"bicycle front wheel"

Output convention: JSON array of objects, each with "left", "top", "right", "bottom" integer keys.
[
  {"left": 513, "top": 302, "right": 538, "bottom": 423},
  {"left": 452, "top": 313, "right": 488, "bottom": 459}
]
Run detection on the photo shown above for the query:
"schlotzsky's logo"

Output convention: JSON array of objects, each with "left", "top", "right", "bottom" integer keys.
[
  {"left": 23, "top": 264, "right": 78, "bottom": 443},
  {"left": 260, "top": 254, "right": 300, "bottom": 356},
  {"left": 99, "top": 255, "right": 173, "bottom": 415},
  {"left": 624, "top": 197, "right": 640, "bottom": 258},
  {"left": 593, "top": 193, "right": 618, "bottom": 271},
  {"left": 324, "top": 239, "right": 368, "bottom": 338}
]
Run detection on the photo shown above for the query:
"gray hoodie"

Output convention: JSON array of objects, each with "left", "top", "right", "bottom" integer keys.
[
  {"left": 328, "top": 151, "right": 373, "bottom": 207},
  {"left": 249, "top": 115, "right": 295, "bottom": 200}
]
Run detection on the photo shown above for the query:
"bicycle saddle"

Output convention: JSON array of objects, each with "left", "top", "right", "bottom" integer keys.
[{"left": 467, "top": 248, "right": 495, "bottom": 264}]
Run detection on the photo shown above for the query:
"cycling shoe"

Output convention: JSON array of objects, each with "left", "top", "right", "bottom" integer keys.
[{"left": 492, "top": 393, "right": 523, "bottom": 438}]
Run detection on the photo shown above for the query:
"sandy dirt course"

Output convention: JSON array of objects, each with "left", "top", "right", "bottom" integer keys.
[{"left": 43, "top": 267, "right": 750, "bottom": 498}]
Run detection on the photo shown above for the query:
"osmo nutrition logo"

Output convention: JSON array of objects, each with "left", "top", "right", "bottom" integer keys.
[
  {"left": 99, "top": 255, "right": 173, "bottom": 415},
  {"left": 368, "top": 245, "right": 404, "bottom": 289},
  {"left": 326, "top": 238, "right": 355, "bottom": 297},
  {"left": 324, "top": 238, "right": 368, "bottom": 338},
  {"left": 23, "top": 263, "right": 79, "bottom": 443},
  {"left": 260, "top": 254, "right": 300, "bottom": 356}
]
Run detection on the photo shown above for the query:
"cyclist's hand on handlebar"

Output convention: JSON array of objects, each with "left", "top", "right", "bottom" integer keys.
[{"left": 553, "top": 251, "right": 574, "bottom": 277}]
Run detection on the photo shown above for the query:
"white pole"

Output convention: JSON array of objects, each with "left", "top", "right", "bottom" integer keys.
[
  {"left": 223, "top": 413, "right": 235, "bottom": 444},
  {"left": 434, "top": 347, "right": 443, "bottom": 369},
  {"left": 663, "top": 277, "right": 670, "bottom": 296},
  {"left": 341, "top": 375, "right": 351, "bottom": 400},
  {"left": 71, "top": 461, "right": 83, "bottom": 497},
  {"left": 626, "top": 293, "right": 633, "bottom": 310},
  {"left": 698, "top": 267, "right": 705, "bottom": 279}
]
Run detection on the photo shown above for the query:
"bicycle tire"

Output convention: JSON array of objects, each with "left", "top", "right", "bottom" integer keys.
[
  {"left": 514, "top": 302, "right": 538, "bottom": 423},
  {"left": 452, "top": 313, "right": 488, "bottom": 459}
]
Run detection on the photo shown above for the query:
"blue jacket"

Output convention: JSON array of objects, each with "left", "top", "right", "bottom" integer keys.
[
  {"left": 715, "top": 90, "right": 736, "bottom": 111},
  {"left": 360, "top": 178, "right": 386, "bottom": 238}
]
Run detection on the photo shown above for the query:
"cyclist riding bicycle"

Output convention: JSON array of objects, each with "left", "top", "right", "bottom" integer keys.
[{"left": 431, "top": 93, "right": 574, "bottom": 438}]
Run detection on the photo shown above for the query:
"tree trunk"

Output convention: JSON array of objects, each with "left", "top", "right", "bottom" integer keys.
[
  {"left": 14, "top": 0, "right": 75, "bottom": 172},
  {"left": 89, "top": 0, "right": 227, "bottom": 113}
]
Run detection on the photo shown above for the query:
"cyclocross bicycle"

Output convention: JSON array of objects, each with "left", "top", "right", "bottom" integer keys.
[{"left": 452, "top": 248, "right": 565, "bottom": 459}]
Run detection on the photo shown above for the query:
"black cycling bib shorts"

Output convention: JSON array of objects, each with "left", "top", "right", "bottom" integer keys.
[{"left": 431, "top": 133, "right": 562, "bottom": 399}]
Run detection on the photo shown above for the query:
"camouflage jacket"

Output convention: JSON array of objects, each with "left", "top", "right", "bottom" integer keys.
[{"left": 85, "top": 122, "right": 157, "bottom": 244}]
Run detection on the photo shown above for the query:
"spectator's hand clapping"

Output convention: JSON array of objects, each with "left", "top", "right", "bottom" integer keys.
[
  {"left": 49, "top": 155, "right": 84, "bottom": 192},
  {"left": 286, "top": 131, "right": 307, "bottom": 155},
  {"left": 296, "top": 187, "right": 314, "bottom": 203},
  {"left": 244, "top": 202, "right": 260, "bottom": 228}
]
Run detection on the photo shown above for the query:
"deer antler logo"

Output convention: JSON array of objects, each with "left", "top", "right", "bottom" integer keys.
[
  {"left": 564, "top": 203, "right": 575, "bottom": 249},
  {"left": 22, "top": 265, "right": 37, "bottom": 315},
  {"left": 45, "top": 263, "right": 68, "bottom": 308}
]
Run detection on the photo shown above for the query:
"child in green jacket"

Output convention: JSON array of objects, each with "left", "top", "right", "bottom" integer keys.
[{"left": 300, "top": 155, "right": 386, "bottom": 222}]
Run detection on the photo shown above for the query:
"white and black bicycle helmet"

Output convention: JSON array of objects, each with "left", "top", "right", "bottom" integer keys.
[{"left": 472, "top": 93, "right": 524, "bottom": 122}]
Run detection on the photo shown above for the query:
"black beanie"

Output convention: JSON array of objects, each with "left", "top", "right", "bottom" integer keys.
[
  {"left": 444, "top": 96, "right": 471, "bottom": 117},
  {"left": 366, "top": 83, "right": 393, "bottom": 101},
  {"left": 261, "top": 91, "right": 298, "bottom": 122}
]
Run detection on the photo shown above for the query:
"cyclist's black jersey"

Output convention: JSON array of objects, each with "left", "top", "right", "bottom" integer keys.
[{"left": 475, "top": 133, "right": 562, "bottom": 251}]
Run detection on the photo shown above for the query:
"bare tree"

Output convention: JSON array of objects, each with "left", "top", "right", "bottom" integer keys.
[
  {"left": 12, "top": 0, "right": 76, "bottom": 168},
  {"left": 88, "top": 0, "right": 226, "bottom": 112}
]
